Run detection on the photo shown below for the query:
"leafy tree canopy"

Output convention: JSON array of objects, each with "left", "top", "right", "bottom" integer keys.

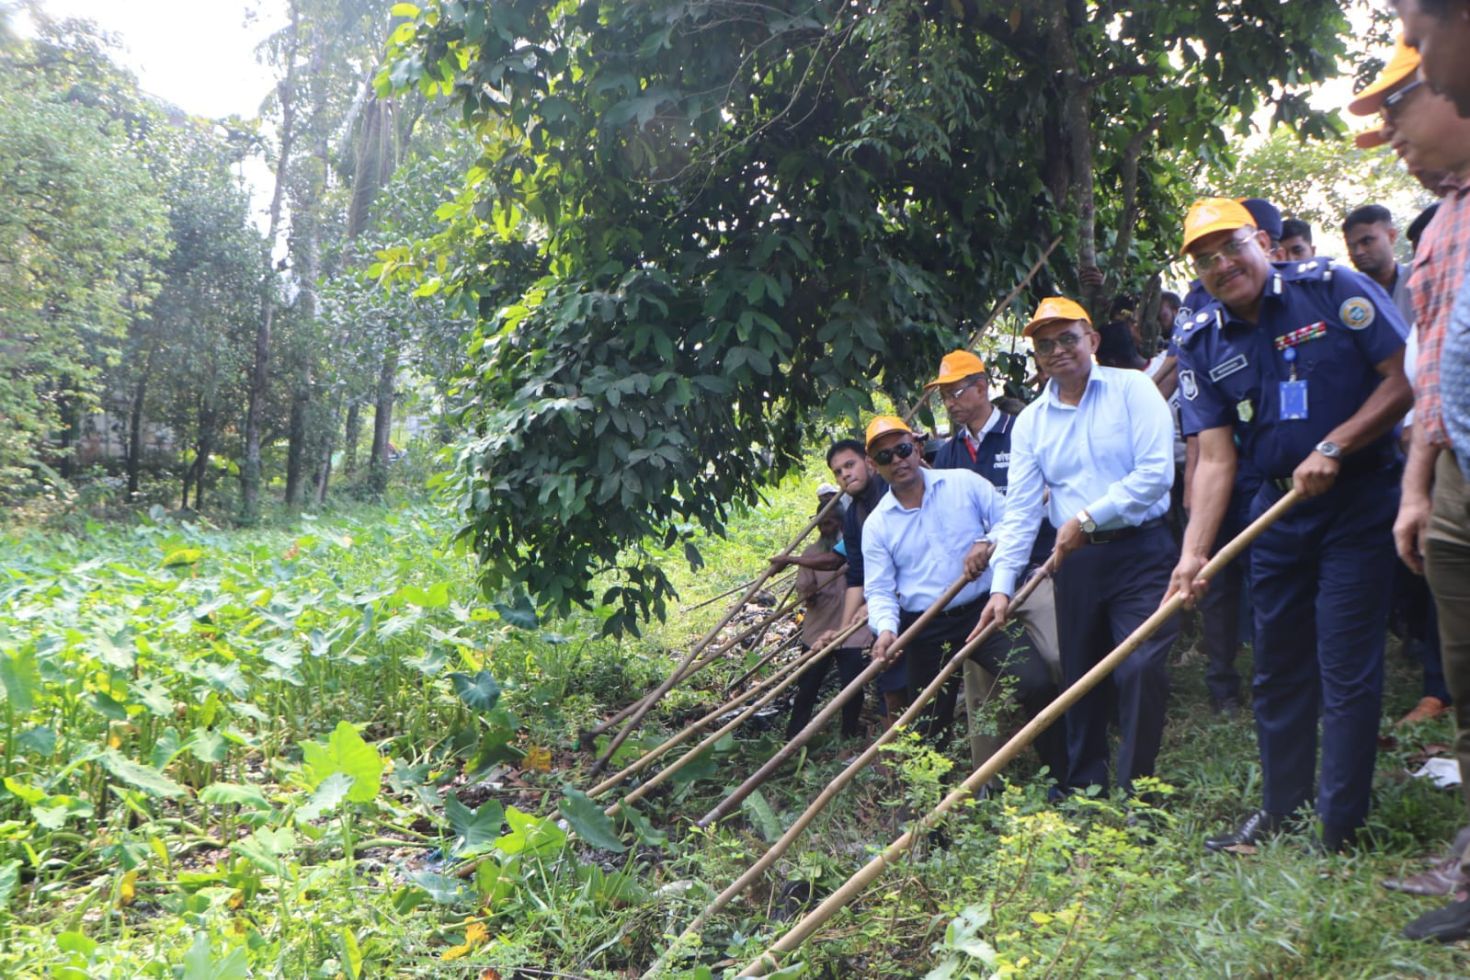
[{"left": 387, "top": 0, "right": 1357, "bottom": 633}]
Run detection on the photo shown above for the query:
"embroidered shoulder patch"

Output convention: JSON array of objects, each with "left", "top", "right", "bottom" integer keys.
[
  {"left": 1179, "top": 369, "right": 1198, "bottom": 401},
  {"left": 1340, "top": 296, "right": 1375, "bottom": 330}
]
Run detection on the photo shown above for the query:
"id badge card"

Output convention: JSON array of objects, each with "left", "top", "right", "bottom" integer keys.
[{"left": 1279, "top": 379, "right": 1309, "bottom": 420}]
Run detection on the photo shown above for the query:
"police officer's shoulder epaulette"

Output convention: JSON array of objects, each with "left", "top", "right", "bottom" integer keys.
[
  {"left": 1173, "top": 304, "right": 1217, "bottom": 348},
  {"left": 1279, "top": 257, "right": 1332, "bottom": 283}
]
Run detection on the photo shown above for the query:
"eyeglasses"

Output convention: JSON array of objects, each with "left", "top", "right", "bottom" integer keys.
[
  {"left": 939, "top": 378, "right": 984, "bottom": 402},
  {"left": 1384, "top": 78, "right": 1424, "bottom": 120},
  {"left": 1190, "top": 232, "right": 1256, "bottom": 275},
  {"left": 871, "top": 441, "right": 916, "bottom": 466},
  {"left": 1033, "top": 332, "right": 1085, "bottom": 357}
]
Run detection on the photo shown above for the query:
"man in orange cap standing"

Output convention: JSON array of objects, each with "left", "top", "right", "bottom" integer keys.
[
  {"left": 927, "top": 351, "right": 1063, "bottom": 768},
  {"left": 974, "top": 297, "right": 1178, "bottom": 800},
  {"left": 1169, "top": 197, "right": 1412, "bottom": 854},
  {"left": 861, "top": 415, "right": 1065, "bottom": 774}
]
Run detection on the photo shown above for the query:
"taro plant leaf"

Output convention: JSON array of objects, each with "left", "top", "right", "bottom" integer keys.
[
  {"left": 449, "top": 670, "right": 500, "bottom": 712},
  {"left": 494, "top": 805, "right": 567, "bottom": 857},
  {"left": 179, "top": 929, "right": 249, "bottom": 980},
  {"left": 558, "top": 786, "right": 626, "bottom": 853},
  {"left": 444, "top": 793, "right": 505, "bottom": 858},
  {"left": 101, "top": 749, "right": 188, "bottom": 798},
  {"left": 408, "top": 870, "right": 469, "bottom": 905},
  {"left": 741, "top": 789, "right": 783, "bottom": 844},
  {"left": 619, "top": 802, "right": 668, "bottom": 847},
  {"left": 186, "top": 729, "right": 228, "bottom": 764},
  {"left": 299, "top": 721, "right": 384, "bottom": 803},
  {"left": 231, "top": 827, "right": 296, "bottom": 876},
  {"left": 493, "top": 594, "right": 537, "bottom": 629},
  {"left": 297, "top": 772, "right": 355, "bottom": 823},
  {"left": 0, "top": 647, "right": 40, "bottom": 713},
  {"left": 199, "top": 783, "right": 271, "bottom": 810},
  {"left": 0, "top": 860, "right": 20, "bottom": 910}
]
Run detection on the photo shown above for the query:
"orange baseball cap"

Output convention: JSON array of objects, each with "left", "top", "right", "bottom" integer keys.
[
  {"left": 925, "top": 350, "right": 987, "bottom": 389},
  {"left": 864, "top": 415, "right": 914, "bottom": 451},
  {"left": 1181, "top": 197, "right": 1256, "bottom": 254},
  {"left": 1349, "top": 37, "right": 1421, "bottom": 117},
  {"left": 1022, "top": 296, "right": 1092, "bottom": 338}
]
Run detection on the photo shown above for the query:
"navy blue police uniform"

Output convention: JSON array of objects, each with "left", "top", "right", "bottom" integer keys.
[
  {"left": 1175, "top": 257, "right": 1407, "bottom": 836},
  {"left": 932, "top": 412, "right": 1057, "bottom": 564},
  {"left": 1174, "top": 280, "right": 1264, "bottom": 710}
]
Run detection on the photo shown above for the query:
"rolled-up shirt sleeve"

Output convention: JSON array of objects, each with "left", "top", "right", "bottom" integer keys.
[
  {"left": 987, "top": 410, "right": 1043, "bottom": 598},
  {"left": 1083, "top": 372, "right": 1176, "bottom": 527},
  {"left": 862, "top": 519, "right": 901, "bottom": 636}
]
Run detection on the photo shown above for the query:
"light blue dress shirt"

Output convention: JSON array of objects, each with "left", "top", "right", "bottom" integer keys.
[
  {"left": 989, "top": 364, "right": 1176, "bottom": 597},
  {"left": 862, "top": 468, "right": 1004, "bottom": 636}
]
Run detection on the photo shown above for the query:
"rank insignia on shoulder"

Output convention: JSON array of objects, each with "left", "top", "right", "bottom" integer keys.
[
  {"left": 1236, "top": 399, "right": 1254, "bottom": 423},
  {"left": 1179, "top": 369, "right": 1198, "bottom": 401},
  {"left": 1340, "top": 296, "right": 1375, "bottom": 330}
]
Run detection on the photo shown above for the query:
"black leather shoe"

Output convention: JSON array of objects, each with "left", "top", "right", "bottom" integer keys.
[
  {"left": 1403, "top": 897, "right": 1470, "bottom": 942},
  {"left": 1205, "top": 809, "right": 1284, "bottom": 852}
]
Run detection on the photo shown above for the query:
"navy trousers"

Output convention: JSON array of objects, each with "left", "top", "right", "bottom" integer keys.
[
  {"left": 898, "top": 600, "right": 1067, "bottom": 776},
  {"left": 1249, "top": 468, "right": 1397, "bottom": 831},
  {"left": 786, "top": 646, "right": 867, "bottom": 740},
  {"left": 1052, "top": 524, "right": 1178, "bottom": 794}
]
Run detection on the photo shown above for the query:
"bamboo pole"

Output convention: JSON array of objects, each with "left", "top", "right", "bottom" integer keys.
[
  {"left": 681, "top": 570, "right": 792, "bottom": 614},
  {"left": 651, "top": 563, "right": 1054, "bottom": 963},
  {"left": 694, "top": 575, "right": 973, "bottom": 829},
  {"left": 588, "top": 501, "right": 845, "bottom": 776},
  {"left": 586, "top": 618, "right": 864, "bottom": 800},
  {"left": 582, "top": 589, "right": 804, "bottom": 751},
  {"left": 723, "top": 631, "right": 803, "bottom": 699},
  {"left": 728, "top": 491, "right": 1300, "bottom": 978},
  {"left": 582, "top": 237, "right": 1060, "bottom": 767},
  {"left": 603, "top": 619, "right": 871, "bottom": 816}
]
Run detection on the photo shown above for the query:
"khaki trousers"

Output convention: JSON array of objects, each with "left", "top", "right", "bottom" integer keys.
[
  {"left": 963, "top": 574, "right": 1063, "bottom": 771},
  {"left": 1425, "top": 453, "right": 1470, "bottom": 872}
]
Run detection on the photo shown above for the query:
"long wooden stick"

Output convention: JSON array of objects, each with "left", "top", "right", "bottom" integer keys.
[
  {"left": 681, "top": 570, "right": 792, "bottom": 613},
  {"left": 651, "top": 564, "right": 1053, "bottom": 965},
  {"left": 723, "top": 631, "right": 803, "bottom": 698},
  {"left": 587, "top": 618, "right": 863, "bottom": 800},
  {"left": 694, "top": 575, "right": 973, "bottom": 829},
  {"left": 730, "top": 491, "right": 1300, "bottom": 978},
  {"left": 589, "top": 498, "right": 846, "bottom": 775},
  {"left": 603, "top": 619, "right": 870, "bottom": 816},
  {"left": 583, "top": 590, "right": 804, "bottom": 750}
]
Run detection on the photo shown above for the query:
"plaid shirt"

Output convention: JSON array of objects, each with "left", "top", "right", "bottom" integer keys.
[{"left": 1411, "top": 178, "right": 1470, "bottom": 446}]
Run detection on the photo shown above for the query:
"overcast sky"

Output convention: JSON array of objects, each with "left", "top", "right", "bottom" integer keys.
[{"left": 28, "top": 0, "right": 286, "bottom": 119}]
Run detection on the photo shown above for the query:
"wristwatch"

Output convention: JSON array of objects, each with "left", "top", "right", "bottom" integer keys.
[
  {"left": 1077, "top": 509, "right": 1097, "bottom": 534},
  {"left": 1314, "top": 440, "right": 1342, "bottom": 460}
]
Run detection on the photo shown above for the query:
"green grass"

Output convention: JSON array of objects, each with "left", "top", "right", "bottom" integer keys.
[{"left": 2, "top": 476, "right": 1469, "bottom": 978}]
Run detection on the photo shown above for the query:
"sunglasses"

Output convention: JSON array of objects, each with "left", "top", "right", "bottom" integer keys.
[
  {"left": 871, "top": 440, "right": 916, "bottom": 466},
  {"left": 1384, "top": 78, "right": 1423, "bottom": 120}
]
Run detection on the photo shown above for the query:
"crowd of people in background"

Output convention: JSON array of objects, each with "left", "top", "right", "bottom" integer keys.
[{"left": 769, "top": 3, "right": 1470, "bottom": 944}]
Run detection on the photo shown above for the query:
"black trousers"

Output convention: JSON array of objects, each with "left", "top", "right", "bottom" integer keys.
[
  {"left": 1052, "top": 524, "right": 1178, "bottom": 794},
  {"left": 786, "top": 645, "right": 867, "bottom": 739},
  {"left": 898, "top": 598, "right": 1067, "bottom": 776}
]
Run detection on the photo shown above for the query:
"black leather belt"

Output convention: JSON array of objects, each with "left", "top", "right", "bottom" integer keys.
[
  {"left": 900, "top": 595, "right": 984, "bottom": 624},
  {"left": 1086, "top": 516, "right": 1166, "bottom": 545}
]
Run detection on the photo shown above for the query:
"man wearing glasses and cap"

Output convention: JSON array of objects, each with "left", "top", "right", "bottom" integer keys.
[
  {"left": 974, "top": 297, "right": 1178, "bottom": 801},
  {"left": 1169, "top": 197, "right": 1412, "bottom": 855},
  {"left": 861, "top": 415, "right": 1065, "bottom": 775}
]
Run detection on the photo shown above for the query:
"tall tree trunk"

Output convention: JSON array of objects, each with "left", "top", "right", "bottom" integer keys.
[
  {"left": 242, "top": 0, "right": 302, "bottom": 523},
  {"left": 343, "top": 401, "right": 361, "bottom": 475},
  {"left": 368, "top": 344, "right": 398, "bottom": 496},
  {"left": 193, "top": 402, "right": 215, "bottom": 511},
  {"left": 125, "top": 340, "right": 158, "bottom": 498},
  {"left": 283, "top": 384, "right": 310, "bottom": 507},
  {"left": 1045, "top": 0, "right": 1101, "bottom": 318}
]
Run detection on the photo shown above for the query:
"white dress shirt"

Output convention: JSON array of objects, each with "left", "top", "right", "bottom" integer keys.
[
  {"left": 862, "top": 468, "right": 1004, "bottom": 636},
  {"left": 989, "top": 365, "right": 1175, "bottom": 597}
]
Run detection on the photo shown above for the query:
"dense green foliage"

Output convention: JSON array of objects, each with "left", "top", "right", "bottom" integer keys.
[
  {"left": 385, "top": 0, "right": 1358, "bottom": 628},
  {"left": 1, "top": 491, "right": 1467, "bottom": 977}
]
